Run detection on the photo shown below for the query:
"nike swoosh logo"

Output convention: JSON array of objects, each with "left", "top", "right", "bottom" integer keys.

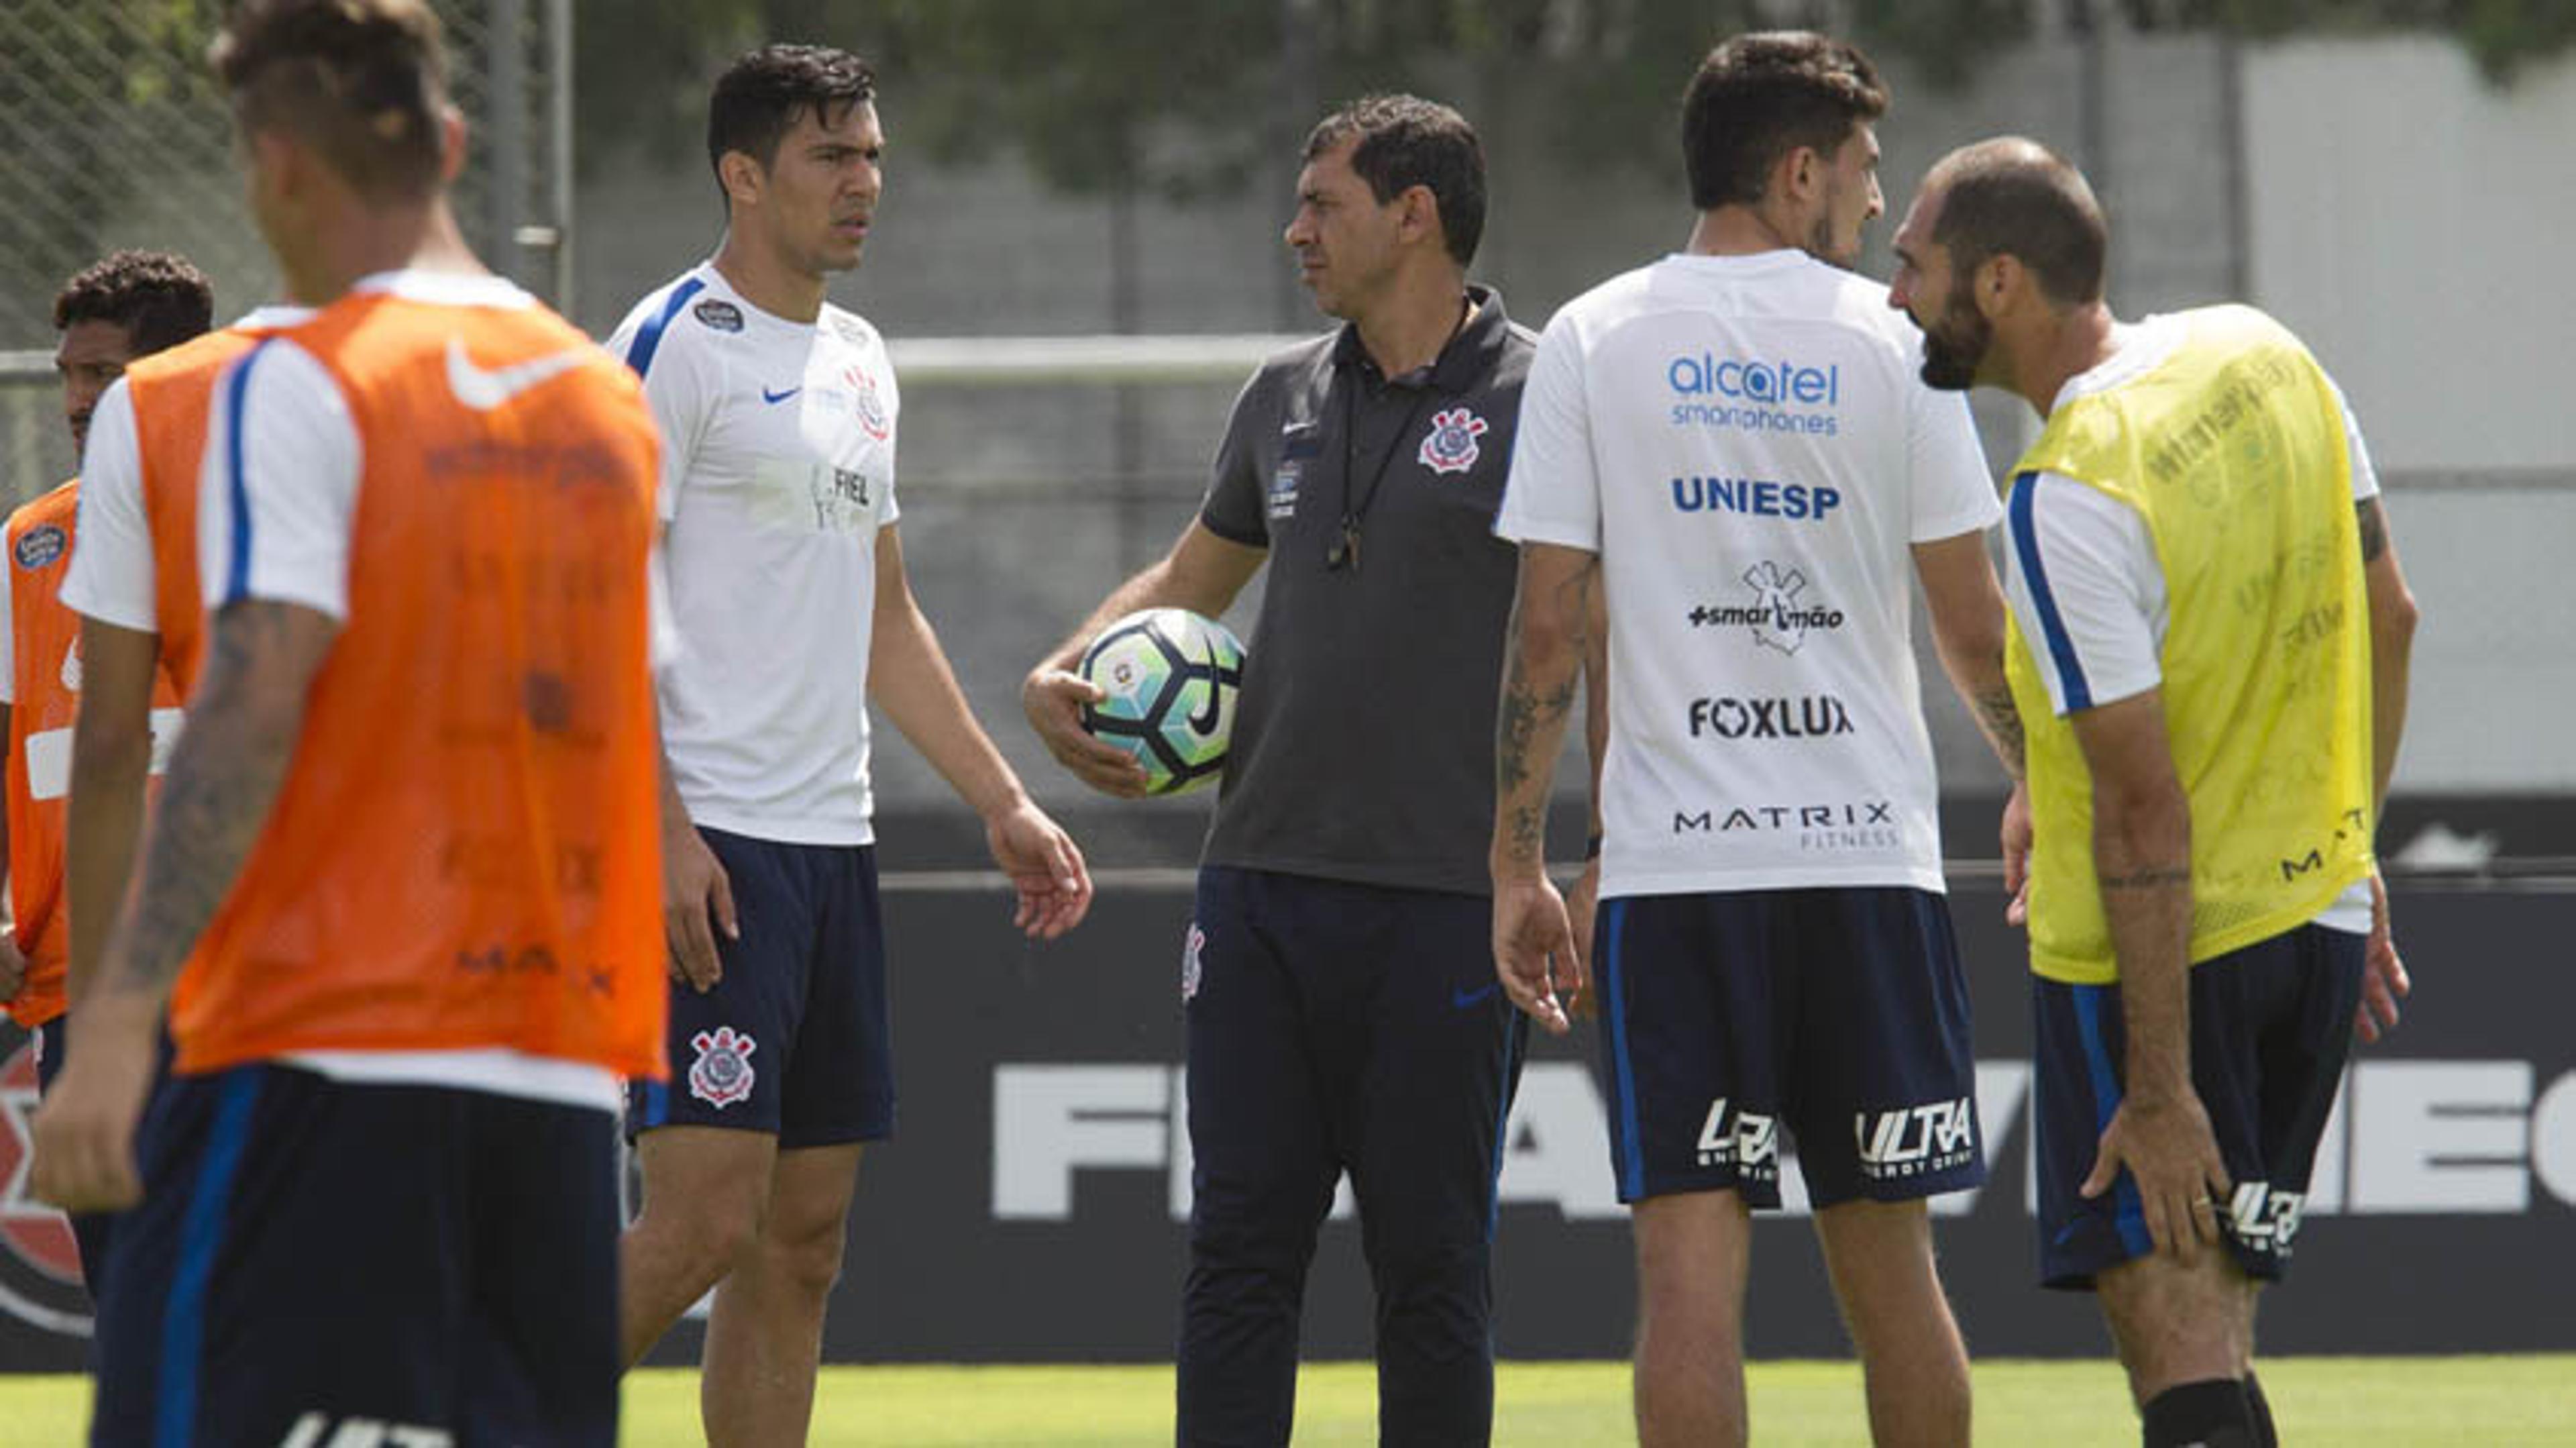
[
  {"left": 1187, "top": 635, "right": 1225, "bottom": 734},
  {"left": 445, "top": 338, "right": 593, "bottom": 411},
  {"left": 1452, "top": 982, "right": 1500, "bottom": 1010},
  {"left": 762, "top": 386, "right": 802, "bottom": 404}
]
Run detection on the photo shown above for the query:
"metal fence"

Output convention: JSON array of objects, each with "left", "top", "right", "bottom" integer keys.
[{"left": 0, "top": 0, "right": 570, "bottom": 491}]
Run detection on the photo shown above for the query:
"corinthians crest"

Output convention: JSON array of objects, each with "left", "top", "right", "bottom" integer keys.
[
  {"left": 1416, "top": 407, "right": 1487, "bottom": 475},
  {"left": 688, "top": 1025, "right": 757, "bottom": 1108}
]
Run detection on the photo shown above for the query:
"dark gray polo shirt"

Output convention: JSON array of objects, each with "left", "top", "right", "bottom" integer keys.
[{"left": 1198, "top": 286, "right": 1538, "bottom": 896}]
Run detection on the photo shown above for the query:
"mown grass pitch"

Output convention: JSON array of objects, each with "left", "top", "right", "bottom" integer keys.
[{"left": 3, "top": 1356, "right": 2571, "bottom": 1444}]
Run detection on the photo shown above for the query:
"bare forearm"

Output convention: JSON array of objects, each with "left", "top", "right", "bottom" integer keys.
[
  {"left": 2097, "top": 790, "right": 2194, "bottom": 1099},
  {"left": 65, "top": 728, "right": 152, "bottom": 1004},
  {"left": 97, "top": 699, "right": 296, "bottom": 1002},
  {"left": 2359, "top": 499, "right": 2418, "bottom": 817},
  {"left": 2370, "top": 644, "right": 2410, "bottom": 817},
  {"left": 1948, "top": 651, "right": 2026, "bottom": 782},
  {"left": 1043, "top": 558, "right": 1195, "bottom": 674},
  {"left": 877, "top": 604, "right": 1026, "bottom": 819},
  {"left": 1493, "top": 554, "right": 1595, "bottom": 875},
  {"left": 1582, "top": 619, "right": 1608, "bottom": 838},
  {"left": 1917, "top": 535, "right": 2025, "bottom": 780}
]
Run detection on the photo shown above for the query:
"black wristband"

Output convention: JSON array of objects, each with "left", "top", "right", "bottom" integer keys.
[{"left": 1584, "top": 831, "right": 1603, "bottom": 860}]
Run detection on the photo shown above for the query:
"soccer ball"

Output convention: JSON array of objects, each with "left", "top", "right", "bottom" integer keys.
[{"left": 1078, "top": 608, "right": 1246, "bottom": 796}]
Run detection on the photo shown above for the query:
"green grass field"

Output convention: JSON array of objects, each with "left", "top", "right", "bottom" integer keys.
[{"left": 5, "top": 1357, "right": 2573, "bottom": 1445}]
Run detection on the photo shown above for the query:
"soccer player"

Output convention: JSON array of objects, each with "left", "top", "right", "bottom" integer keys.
[
  {"left": 1, "top": 249, "right": 209, "bottom": 1292},
  {"left": 608, "top": 44, "right": 1092, "bottom": 1444},
  {"left": 1489, "top": 34, "right": 2026, "bottom": 1447},
  {"left": 1886, "top": 136, "right": 2419, "bottom": 1448},
  {"left": 31, "top": 2, "right": 667, "bottom": 1441},
  {"left": 1025, "top": 95, "right": 1542, "bottom": 1445}
]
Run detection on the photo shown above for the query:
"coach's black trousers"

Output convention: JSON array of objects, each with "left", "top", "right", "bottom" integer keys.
[{"left": 1178, "top": 867, "right": 1527, "bottom": 1448}]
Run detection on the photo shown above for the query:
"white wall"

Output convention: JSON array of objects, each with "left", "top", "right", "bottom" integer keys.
[{"left": 2243, "top": 38, "right": 2576, "bottom": 472}]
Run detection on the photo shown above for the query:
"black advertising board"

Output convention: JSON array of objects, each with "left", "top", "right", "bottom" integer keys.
[{"left": 4, "top": 880, "right": 2569, "bottom": 1373}]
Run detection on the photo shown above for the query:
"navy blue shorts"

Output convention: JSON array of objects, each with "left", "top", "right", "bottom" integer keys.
[
  {"left": 2033, "top": 922, "right": 2364, "bottom": 1290},
  {"left": 92, "top": 1064, "right": 621, "bottom": 1446},
  {"left": 627, "top": 829, "right": 894, "bottom": 1147},
  {"left": 1591, "top": 887, "right": 1985, "bottom": 1208}
]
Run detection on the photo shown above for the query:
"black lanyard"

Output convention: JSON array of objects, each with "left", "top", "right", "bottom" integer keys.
[
  {"left": 1325, "top": 299, "right": 1470, "bottom": 574},
  {"left": 1326, "top": 382, "right": 1430, "bottom": 573}
]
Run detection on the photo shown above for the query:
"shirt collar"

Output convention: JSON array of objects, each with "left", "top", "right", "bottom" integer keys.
[{"left": 1332, "top": 284, "right": 1510, "bottom": 393}]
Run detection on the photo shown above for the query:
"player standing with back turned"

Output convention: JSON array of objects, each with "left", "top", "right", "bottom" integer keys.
[
  {"left": 1489, "top": 33, "right": 2025, "bottom": 1447},
  {"left": 34, "top": 1, "right": 669, "bottom": 1440}
]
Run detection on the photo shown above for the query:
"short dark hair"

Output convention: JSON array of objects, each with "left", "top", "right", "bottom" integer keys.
[
  {"left": 54, "top": 250, "right": 215, "bottom": 356},
  {"left": 1928, "top": 138, "right": 2108, "bottom": 305},
  {"left": 1682, "top": 32, "right": 1888, "bottom": 211},
  {"left": 707, "top": 44, "right": 877, "bottom": 194},
  {"left": 210, "top": 0, "right": 450, "bottom": 203},
  {"left": 1304, "top": 94, "right": 1487, "bottom": 268}
]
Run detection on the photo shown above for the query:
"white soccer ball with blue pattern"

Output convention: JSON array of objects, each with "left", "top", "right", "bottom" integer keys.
[{"left": 1079, "top": 608, "right": 1246, "bottom": 796}]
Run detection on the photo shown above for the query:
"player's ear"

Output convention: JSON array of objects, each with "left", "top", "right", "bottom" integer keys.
[
  {"left": 718, "top": 148, "right": 766, "bottom": 211},
  {"left": 1972, "top": 253, "right": 2021, "bottom": 320},
  {"left": 1776, "top": 144, "right": 1821, "bottom": 206},
  {"left": 435, "top": 105, "right": 468, "bottom": 185},
  {"left": 1395, "top": 183, "right": 1440, "bottom": 248}
]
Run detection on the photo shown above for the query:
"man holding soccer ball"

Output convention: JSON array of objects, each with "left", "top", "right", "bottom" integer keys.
[{"left": 1026, "top": 94, "right": 1550, "bottom": 1447}]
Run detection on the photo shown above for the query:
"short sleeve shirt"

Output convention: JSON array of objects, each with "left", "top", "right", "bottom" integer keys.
[
  {"left": 606, "top": 262, "right": 900, "bottom": 846},
  {"left": 1495, "top": 252, "right": 1999, "bottom": 899},
  {"left": 1197, "top": 287, "right": 1538, "bottom": 895},
  {"left": 64, "top": 306, "right": 314, "bottom": 635}
]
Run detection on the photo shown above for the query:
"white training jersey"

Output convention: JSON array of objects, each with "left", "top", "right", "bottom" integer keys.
[
  {"left": 1497, "top": 250, "right": 1998, "bottom": 898},
  {"left": 608, "top": 261, "right": 901, "bottom": 846},
  {"left": 64, "top": 305, "right": 315, "bottom": 634},
  {"left": 2002, "top": 314, "right": 2378, "bottom": 933}
]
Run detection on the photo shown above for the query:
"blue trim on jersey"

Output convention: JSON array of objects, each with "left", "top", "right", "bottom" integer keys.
[
  {"left": 157, "top": 1069, "right": 263, "bottom": 1448},
  {"left": 1483, "top": 1008, "right": 1523, "bottom": 1242},
  {"left": 221, "top": 338, "right": 274, "bottom": 608},
  {"left": 641, "top": 1078, "right": 669, "bottom": 1129},
  {"left": 2008, "top": 472, "right": 2094, "bottom": 712},
  {"left": 621, "top": 276, "right": 707, "bottom": 379},
  {"left": 1602, "top": 898, "right": 1646, "bottom": 1202},
  {"left": 2070, "top": 984, "right": 2151, "bottom": 1258}
]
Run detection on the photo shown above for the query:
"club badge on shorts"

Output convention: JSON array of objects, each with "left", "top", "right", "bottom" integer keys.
[
  {"left": 1181, "top": 923, "right": 1205, "bottom": 1001},
  {"left": 1417, "top": 406, "right": 1488, "bottom": 475},
  {"left": 688, "top": 1025, "right": 757, "bottom": 1108}
]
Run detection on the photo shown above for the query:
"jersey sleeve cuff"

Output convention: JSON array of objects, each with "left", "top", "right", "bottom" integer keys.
[
  {"left": 1197, "top": 509, "right": 1268, "bottom": 549},
  {"left": 57, "top": 578, "right": 158, "bottom": 634}
]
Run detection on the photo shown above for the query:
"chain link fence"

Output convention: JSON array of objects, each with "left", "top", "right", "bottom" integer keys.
[{"left": 0, "top": 0, "right": 568, "bottom": 501}]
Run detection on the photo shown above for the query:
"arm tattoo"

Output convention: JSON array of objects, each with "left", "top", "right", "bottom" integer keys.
[
  {"left": 1493, "top": 562, "right": 1593, "bottom": 795},
  {"left": 1974, "top": 684, "right": 2026, "bottom": 776},
  {"left": 1506, "top": 804, "right": 1546, "bottom": 859},
  {"left": 103, "top": 605, "right": 314, "bottom": 996},
  {"left": 1495, "top": 672, "right": 1579, "bottom": 794},
  {"left": 2098, "top": 865, "right": 2192, "bottom": 892},
  {"left": 2355, "top": 499, "right": 2388, "bottom": 564}
]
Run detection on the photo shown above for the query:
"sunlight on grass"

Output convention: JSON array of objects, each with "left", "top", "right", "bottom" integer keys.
[{"left": 3, "top": 1355, "right": 2570, "bottom": 1446}]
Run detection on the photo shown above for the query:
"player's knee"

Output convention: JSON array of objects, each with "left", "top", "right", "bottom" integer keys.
[
  {"left": 1188, "top": 1200, "right": 1326, "bottom": 1274},
  {"left": 637, "top": 1179, "right": 768, "bottom": 1274},
  {"left": 761, "top": 1207, "right": 850, "bottom": 1299},
  {"left": 1360, "top": 1231, "right": 1485, "bottom": 1300}
]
